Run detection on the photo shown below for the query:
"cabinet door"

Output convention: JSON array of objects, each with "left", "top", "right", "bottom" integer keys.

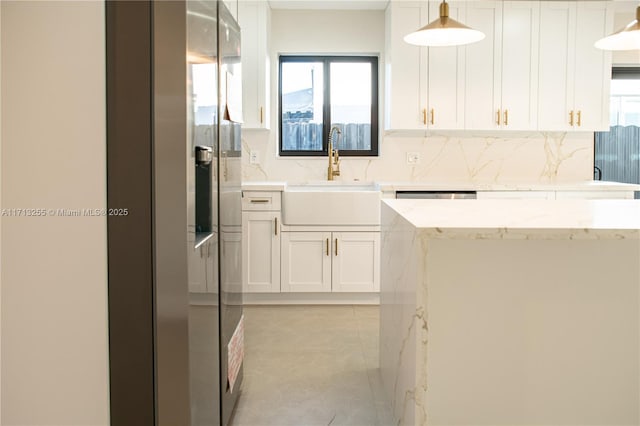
[
  {"left": 188, "top": 243, "right": 208, "bottom": 293},
  {"left": 239, "top": 1, "right": 270, "bottom": 129},
  {"left": 242, "top": 211, "right": 280, "bottom": 293},
  {"left": 573, "top": 1, "right": 612, "bottom": 131},
  {"left": 205, "top": 238, "right": 219, "bottom": 294},
  {"left": 464, "top": 1, "right": 501, "bottom": 130},
  {"left": 385, "top": 2, "right": 428, "bottom": 130},
  {"left": 555, "top": 191, "right": 633, "bottom": 200},
  {"left": 476, "top": 191, "right": 555, "bottom": 200},
  {"left": 331, "top": 232, "right": 380, "bottom": 293},
  {"left": 281, "top": 232, "right": 331, "bottom": 293},
  {"left": 427, "top": 1, "right": 465, "bottom": 130},
  {"left": 221, "top": 230, "right": 242, "bottom": 296},
  {"left": 538, "top": 1, "right": 574, "bottom": 131},
  {"left": 500, "top": 1, "right": 539, "bottom": 130}
]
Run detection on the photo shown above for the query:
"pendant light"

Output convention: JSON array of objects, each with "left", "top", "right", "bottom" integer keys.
[
  {"left": 404, "top": 0, "right": 485, "bottom": 47},
  {"left": 595, "top": 6, "right": 640, "bottom": 50}
]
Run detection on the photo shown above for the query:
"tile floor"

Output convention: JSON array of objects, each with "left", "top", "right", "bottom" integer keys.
[{"left": 230, "top": 305, "right": 395, "bottom": 426}]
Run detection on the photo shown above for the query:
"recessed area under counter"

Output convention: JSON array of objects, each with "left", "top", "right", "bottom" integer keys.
[{"left": 380, "top": 199, "right": 640, "bottom": 425}]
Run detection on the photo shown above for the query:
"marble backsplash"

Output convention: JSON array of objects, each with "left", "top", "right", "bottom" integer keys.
[{"left": 241, "top": 130, "right": 594, "bottom": 184}]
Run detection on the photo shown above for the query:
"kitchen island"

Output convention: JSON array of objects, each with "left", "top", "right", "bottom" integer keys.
[{"left": 380, "top": 199, "right": 640, "bottom": 426}]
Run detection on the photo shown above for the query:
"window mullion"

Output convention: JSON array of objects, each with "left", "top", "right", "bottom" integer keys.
[{"left": 324, "top": 58, "right": 331, "bottom": 154}]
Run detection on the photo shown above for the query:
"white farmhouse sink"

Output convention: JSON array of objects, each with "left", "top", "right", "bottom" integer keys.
[{"left": 283, "top": 182, "right": 381, "bottom": 225}]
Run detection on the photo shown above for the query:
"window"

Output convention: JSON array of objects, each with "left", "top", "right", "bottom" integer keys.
[
  {"left": 610, "top": 68, "right": 640, "bottom": 126},
  {"left": 278, "top": 56, "right": 379, "bottom": 157}
]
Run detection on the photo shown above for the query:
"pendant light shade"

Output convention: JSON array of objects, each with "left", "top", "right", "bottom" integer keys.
[
  {"left": 404, "top": 0, "right": 485, "bottom": 47},
  {"left": 595, "top": 6, "right": 640, "bottom": 50}
]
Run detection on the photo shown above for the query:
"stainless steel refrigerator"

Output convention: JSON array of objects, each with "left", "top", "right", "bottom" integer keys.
[
  {"left": 187, "top": 1, "right": 243, "bottom": 425},
  {"left": 106, "top": 1, "right": 242, "bottom": 424}
]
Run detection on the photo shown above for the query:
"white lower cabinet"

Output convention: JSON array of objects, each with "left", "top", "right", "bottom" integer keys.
[
  {"left": 281, "top": 231, "right": 380, "bottom": 293},
  {"left": 188, "top": 237, "right": 218, "bottom": 294},
  {"left": 281, "top": 232, "right": 332, "bottom": 293},
  {"left": 221, "top": 229, "right": 242, "bottom": 295},
  {"left": 555, "top": 191, "right": 634, "bottom": 200},
  {"left": 242, "top": 211, "right": 281, "bottom": 292},
  {"left": 331, "top": 232, "right": 380, "bottom": 293},
  {"left": 477, "top": 191, "right": 555, "bottom": 200},
  {"left": 477, "top": 190, "right": 635, "bottom": 200}
]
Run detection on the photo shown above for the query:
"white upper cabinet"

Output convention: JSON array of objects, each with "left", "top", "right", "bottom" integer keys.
[
  {"left": 385, "top": 2, "right": 427, "bottom": 130},
  {"left": 465, "top": 1, "right": 539, "bottom": 130},
  {"left": 384, "top": 1, "right": 464, "bottom": 130},
  {"left": 500, "top": 2, "right": 540, "bottom": 130},
  {"left": 385, "top": 0, "right": 612, "bottom": 132},
  {"left": 537, "top": 1, "right": 612, "bottom": 131},
  {"left": 464, "top": 1, "right": 501, "bottom": 130},
  {"left": 427, "top": 1, "right": 465, "bottom": 130},
  {"left": 573, "top": 2, "right": 612, "bottom": 131},
  {"left": 238, "top": 1, "right": 271, "bottom": 129}
]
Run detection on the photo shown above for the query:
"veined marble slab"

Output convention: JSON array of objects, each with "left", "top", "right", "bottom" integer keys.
[
  {"left": 377, "top": 180, "right": 640, "bottom": 193},
  {"left": 241, "top": 181, "right": 287, "bottom": 191},
  {"left": 242, "top": 180, "right": 640, "bottom": 194},
  {"left": 380, "top": 199, "right": 640, "bottom": 425},
  {"left": 383, "top": 199, "right": 640, "bottom": 238}
]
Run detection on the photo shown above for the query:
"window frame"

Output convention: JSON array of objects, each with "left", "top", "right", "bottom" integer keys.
[{"left": 278, "top": 55, "right": 379, "bottom": 157}]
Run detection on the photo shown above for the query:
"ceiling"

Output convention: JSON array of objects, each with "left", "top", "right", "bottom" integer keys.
[
  {"left": 268, "top": 0, "right": 389, "bottom": 10},
  {"left": 266, "top": 0, "right": 640, "bottom": 11}
]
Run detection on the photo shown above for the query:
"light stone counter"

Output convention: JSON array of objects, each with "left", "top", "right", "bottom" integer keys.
[
  {"left": 380, "top": 199, "right": 640, "bottom": 426},
  {"left": 243, "top": 180, "right": 640, "bottom": 194},
  {"left": 241, "top": 181, "right": 287, "bottom": 191},
  {"left": 377, "top": 180, "right": 640, "bottom": 193}
]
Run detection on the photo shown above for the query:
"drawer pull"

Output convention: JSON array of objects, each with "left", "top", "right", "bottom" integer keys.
[{"left": 250, "top": 199, "right": 269, "bottom": 204}]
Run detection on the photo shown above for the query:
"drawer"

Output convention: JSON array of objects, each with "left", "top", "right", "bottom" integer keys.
[{"left": 242, "top": 191, "right": 282, "bottom": 211}]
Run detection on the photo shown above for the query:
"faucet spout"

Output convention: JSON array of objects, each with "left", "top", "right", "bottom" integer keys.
[{"left": 328, "top": 126, "right": 342, "bottom": 181}]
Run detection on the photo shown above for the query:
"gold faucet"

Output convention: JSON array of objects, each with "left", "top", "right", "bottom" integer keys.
[{"left": 328, "top": 126, "right": 341, "bottom": 181}]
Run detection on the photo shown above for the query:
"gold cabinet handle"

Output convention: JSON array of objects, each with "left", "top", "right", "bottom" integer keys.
[
  {"left": 274, "top": 217, "right": 278, "bottom": 236},
  {"left": 260, "top": 107, "right": 263, "bottom": 124},
  {"left": 496, "top": 109, "right": 501, "bottom": 125},
  {"left": 577, "top": 110, "right": 581, "bottom": 126},
  {"left": 422, "top": 109, "right": 427, "bottom": 125},
  {"left": 326, "top": 238, "right": 329, "bottom": 256},
  {"left": 250, "top": 199, "right": 269, "bottom": 204},
  {"left": 335, "top": 238, "right": 338, "bottom": 256},
  {"left": 504, "top": 109, "right": 509, "bottom": 126},
  {"left": 430, "top": 108, "right": 435, "bottom": 125},
  {"left": 569, "top": 110, "right": 574, "bottom": 126}
]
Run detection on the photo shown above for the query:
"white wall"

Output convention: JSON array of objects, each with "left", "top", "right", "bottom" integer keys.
[
  {"left": 1, "top": 2, "right": 109, "bottom": 425},
  {"left": 241, "top": 8, "right": 594, "bottom": 184}
]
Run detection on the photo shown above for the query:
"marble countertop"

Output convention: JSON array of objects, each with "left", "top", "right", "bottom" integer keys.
[
  {"left": 242, "top": 180, "right": 640, "bottom": 192},
  {"left": 242, "top": 181, "right": 287, "bottom": 191},
  {"left": 376, "top": 180, "right": 640, "bottom": 192},
  {"left": 383, "top": 199, "right": 640, "bottom": 233}
]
